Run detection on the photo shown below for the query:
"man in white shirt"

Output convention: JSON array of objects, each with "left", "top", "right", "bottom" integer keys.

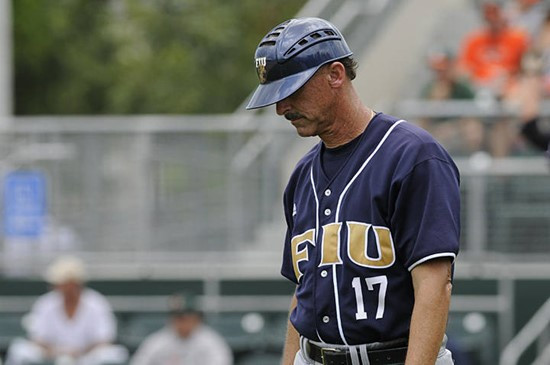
[
  {"left": 5, "top": 256, "right": 128, "bottom": 365},
  {"left": 130, "top": 294, "right": 233, "bottom": 365}
]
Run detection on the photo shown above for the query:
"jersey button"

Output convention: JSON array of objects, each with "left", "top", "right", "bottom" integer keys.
[
  {"left": 324, "top": 208, "right": 331, "bottom": 216},
  {"left": 324, "top": 189, "right": 331, "bottom": 197},
  {"left": 320, "top": 270, "right": 328, "bottom": 278},
  {"left": 322, "top": 316, "right": 330, "bottom": 323}
]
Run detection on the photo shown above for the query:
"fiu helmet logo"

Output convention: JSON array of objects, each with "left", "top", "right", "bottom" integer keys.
[{"left": 255, "top": 57, "right": 267, "bottom": 84}]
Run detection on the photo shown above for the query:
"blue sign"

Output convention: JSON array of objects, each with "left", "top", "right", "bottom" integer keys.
[{"left": 3, "top": 171, "right": 47, "bottom": 238}]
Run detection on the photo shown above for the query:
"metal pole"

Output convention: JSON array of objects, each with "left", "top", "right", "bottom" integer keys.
[
  {"left": 0, "top": 0, "right": 13, "bottom": 274},
  {"left": 0, "top": 0, "right": 13, "bottom": 117}
]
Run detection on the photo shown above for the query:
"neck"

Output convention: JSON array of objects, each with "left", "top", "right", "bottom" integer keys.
[
  {"left": 321, "top": 89, "right": 374, "bottom": 148},
  {"left": 64, "top": 295, "right": 80, "bottom": 318}
]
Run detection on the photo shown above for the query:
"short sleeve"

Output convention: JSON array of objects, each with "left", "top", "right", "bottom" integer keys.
[
  {"left": 130, "top": 330, "right": 166, "bottom": 365},
  {"left": 28, "top": 297, "right": 50, "bottom": 343},
  {"left": 89, "top": 293, "right": 117, "bottom": 343},
  {"left": 391, "top": 158, "right": 460, "bottom": 271}
]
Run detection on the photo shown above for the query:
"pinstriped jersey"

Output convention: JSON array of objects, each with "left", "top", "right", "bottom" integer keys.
[{"left": 280, "top": 113, "right": 460, "bottom": 345}]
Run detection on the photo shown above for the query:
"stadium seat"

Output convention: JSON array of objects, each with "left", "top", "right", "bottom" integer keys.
[
  {"left": 237, "top": 351, "right": 282, "bottom": 365},
  {"left": 117, "top": 313, "right": 167, "bottom": 351},
  {"left": 262, "top": 312, "right": 289, "bottom": 350},
  {"left": 0, "top": 314, "right": 26, "bottom": 352},
  {"left": 446, "top": 312, "right": 497, "bottom": 364},
  {"left": 207, "top": 312, "right": 267, "bottom": 353}
]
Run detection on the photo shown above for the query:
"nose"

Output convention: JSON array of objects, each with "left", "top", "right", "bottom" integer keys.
[{"left": 276, "top": 98, "right": 290, "bottom": 116}]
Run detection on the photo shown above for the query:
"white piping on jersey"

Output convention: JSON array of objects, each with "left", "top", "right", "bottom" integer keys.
[
  {"left": 315, "top": 329, "right": 327, "bottom": 344},
  {"left": 360, "top": 345, "right": 371, "bottom": 365},
  {"left": 349, "top": 346, "right": 361, "bottom": 365},
  {"left": 332, "top": 265, "right": 349, "bottom": 346},
  {"left": 308, "top": 119, "right": 405, "bottom": 346},
  {"left": 335, "top": 119, "right": 405, "bottom": 222},
  {"left": 309, "top": 168, "right": 319, "bottom": 246},
  {"left": 311, "top": 161, "right": 329, "bottom": 345},
  {"left": 408, "top": 252, "right": 457, "bottom": 272}
]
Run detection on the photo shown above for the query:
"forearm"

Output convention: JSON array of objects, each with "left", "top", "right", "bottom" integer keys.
[
  {"left": 406, "top": 259, "right": 453, "bottom": 365},
  {"left": 80, "top": 341, "right": 111, "bottom": 356},
  {"left": 281, "top": 293, "right": 300, "bottom": 365},
  {"left": 33, "top": 341, "right": 57, "bottom": 358}
]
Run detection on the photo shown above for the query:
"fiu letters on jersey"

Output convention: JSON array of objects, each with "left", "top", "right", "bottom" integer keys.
[{"left": 281, "top": 113, "right": 460, "bottom": 346}]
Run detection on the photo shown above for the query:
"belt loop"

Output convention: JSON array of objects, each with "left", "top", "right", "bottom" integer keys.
[
  {"left": 358, "top": 344, "right": 370, "bottom": 365},
  {"left": 299, "top": 336, "right": 311, "bottom": 363}
]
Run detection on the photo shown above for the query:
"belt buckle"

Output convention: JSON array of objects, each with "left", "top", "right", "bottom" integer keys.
[{"left": 320, "top": 347, "right": 347, "bottom": 365}]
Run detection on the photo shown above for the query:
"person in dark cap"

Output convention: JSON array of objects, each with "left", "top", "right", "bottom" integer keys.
[{"left": 131, "top": 294, "right": 233, "bottom": 365}]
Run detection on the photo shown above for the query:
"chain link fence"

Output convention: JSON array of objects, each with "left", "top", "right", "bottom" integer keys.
[{"left": 0, "top": 109, "right": 548, "bottom": 276}]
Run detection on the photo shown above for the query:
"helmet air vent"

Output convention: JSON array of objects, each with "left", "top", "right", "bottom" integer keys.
[
  {"left": 259, "top": 40, "right": 276, "bottom": 47},
  {"left": 283, "top": 29, "right": 336, "bottom": 58}
]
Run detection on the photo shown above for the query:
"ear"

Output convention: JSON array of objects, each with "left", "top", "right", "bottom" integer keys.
[{"left": 327, "top": 61, "right": 346, "bottom": 88}]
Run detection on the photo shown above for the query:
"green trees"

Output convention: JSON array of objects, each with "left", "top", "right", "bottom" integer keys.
[{"left": 13, "top": 0, "right": 304, "bottom": 114}]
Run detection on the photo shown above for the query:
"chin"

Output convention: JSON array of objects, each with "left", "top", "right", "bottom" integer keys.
[
  {"left": 296, "top": 129, "right": 317, "bottom": 138},
  {"left": 293, "top": 124, "right": 316, "bottom": 137}
]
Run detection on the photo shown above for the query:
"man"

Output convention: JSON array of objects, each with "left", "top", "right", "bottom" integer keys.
[
  {"left": 5, "top": 255, "right": 128, "bottom": 365},
  {"left": 458, "top": 1, "right": 529, "bottom": 93},
  {"left": 420, "top": 48, "right": 483, "bottom": 156},
  {"left": 246, "top": 18, "right": 460, "bottom": 365},
  {"left": 130, "top": 294, "right": 233, "bottom": 365}
]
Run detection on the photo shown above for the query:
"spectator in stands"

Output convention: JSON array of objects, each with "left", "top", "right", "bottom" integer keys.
[
  {"left": 530, "top": 10, "right": 550, "bottom": 98},
  {"left": 458, "top": 1, "right": 530, "bottom": 97},
  {"left": 422, "top": 49, "right": 476, "bottom": 100},
  {"left": 4, "top": 256, "right": 128, "bottom": 365},
  {"left": 130, "top": 293, "right": 233, "bottom": 365},
  {"left": 504, "top": 51, "right": 550, "bottom": 154},
  {"left": 456, "top": 1, "right": 531, "bottom": 157},
  {"left": 420, "top": 48, "right": 484, "bottom": 155}
]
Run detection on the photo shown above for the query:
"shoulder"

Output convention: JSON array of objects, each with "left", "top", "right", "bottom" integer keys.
[
  {"left": 81, "top": 288, "right": 113, "bottom": 311},
  {"left": 32, "top": 291, "right": 60, "bottom": 312},
  {"left": 135, "top": 327, "right": 176, "bottom": 356},
  {"left": 461, "top": 29, "right": 487, "bottom": 46},
  {"left": 143, "top": 327, "right": 174, "bottom": 345},
  {"left": 505, "top": 27, "right": 529, "bottom": 42},
  {"left": 376, "top": 114, "right": 458, "bottom": 176},
  {"left": 376, "top": 113, "right": 437, "bottom": 148}
]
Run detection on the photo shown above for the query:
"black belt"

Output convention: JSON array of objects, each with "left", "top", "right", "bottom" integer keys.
[{"left": 307, "top": 340, "right": 408, "bottom": 365}]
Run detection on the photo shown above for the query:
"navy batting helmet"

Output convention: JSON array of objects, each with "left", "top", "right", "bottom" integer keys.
[{"left": 246, "top": 17, "right": 353, "bottom": 110}]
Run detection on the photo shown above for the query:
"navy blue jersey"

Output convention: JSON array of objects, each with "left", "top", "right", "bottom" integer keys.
[{"left": 281, "top": 113, "right": 460, "bottom": 346}]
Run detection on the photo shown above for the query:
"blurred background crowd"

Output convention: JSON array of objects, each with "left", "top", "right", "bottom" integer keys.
[
  {"left": 0, "top": 0, "right": 549, "bottom": 364},
  {"left": 418, "top": 0, "right": 550, "bottom": 158}
]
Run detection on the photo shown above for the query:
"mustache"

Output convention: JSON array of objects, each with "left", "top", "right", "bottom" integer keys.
[{"left": 284, "top": 112, "right": 304, "bottom": 121}]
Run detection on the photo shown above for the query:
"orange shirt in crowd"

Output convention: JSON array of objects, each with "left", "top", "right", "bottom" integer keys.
[{"left": 458, "top": 27, "right": 529, "bottom": 88}]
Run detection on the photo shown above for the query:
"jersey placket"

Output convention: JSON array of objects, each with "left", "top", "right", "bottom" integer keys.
[{"left": 311, "top": 167, "right": 349, "bottom": 346}]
